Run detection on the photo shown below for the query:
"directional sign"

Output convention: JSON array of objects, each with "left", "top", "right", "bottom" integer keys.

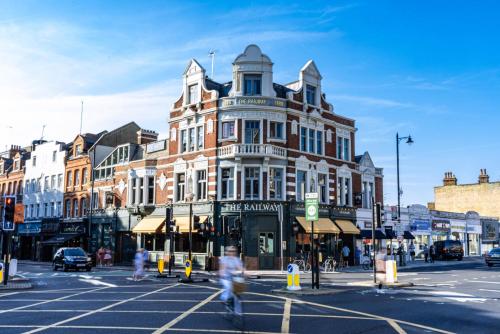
[
  {"left": 305, "top": 193, "right": 319, "bottom": 221},
  {"left": 185, "top": 259, "right": 192, "bottom": 278}
]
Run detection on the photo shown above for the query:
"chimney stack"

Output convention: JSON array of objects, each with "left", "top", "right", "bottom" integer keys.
[
  {"left": 137, "top": 129, "right": 159, "bottom": 145},
  {"left": 443, "top": 171, "right": 457, "bottom": 186},
  {"left": 478, "top": 169, "right": 490, "bottom": 184}
]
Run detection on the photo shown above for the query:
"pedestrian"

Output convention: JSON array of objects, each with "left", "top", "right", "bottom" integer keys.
[
  {"left": 397, "top": 243, "right": 404, "bottom": 266},
  {"left": 355, "top": 246, "right": 361, "bottom": 266},
  {"left": 133, "top": 248, "right": 145, "bottom": 281},
  {"left": 104, "top": 248, "right": 113, "bottom": 266},
  {"left": 342, "top": 245, "right": 350, "bottom": 268},
  {"left": 409, "top": 241, "right": 416, "bottom": 262},
  {"left": 97, "top": 247, "right": 105, "bottom": 267},
  {"left": 430, "top": 244, "right": 436, "bottom": 263},
  {"left": 423, "top": 244, "right": 429, "bottom": 263},
  {"left": 143, "top": 248, "right": 150, "bottom": 271}
]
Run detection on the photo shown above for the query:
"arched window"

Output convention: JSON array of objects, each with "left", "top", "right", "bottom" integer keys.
[
  {"left": 81, "top": 198, "right": 87, "bottom": 216},
  {"left": 73, "top": 199, "right": 79, "bottom": 217}
]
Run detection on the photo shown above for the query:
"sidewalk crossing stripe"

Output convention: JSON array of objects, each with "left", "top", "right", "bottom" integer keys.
[{"left": 280, "top": 298, "right": 291, "bottom": 333}]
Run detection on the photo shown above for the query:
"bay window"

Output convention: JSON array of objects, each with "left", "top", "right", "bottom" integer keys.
[
  {"left": 221, "top": 168, "right": 234, "bottom": 200},
  {"left": 269, "top": 167, "right": 283, "bottom": 200},
  {"left": 244, "top": 120, "right": 260, "bottom": 144},
  {"left": 244, "top": 167, "right": 260, "bottom": 200}
]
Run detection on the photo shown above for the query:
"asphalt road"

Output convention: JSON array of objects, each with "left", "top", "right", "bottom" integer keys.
[{"left": 0, "top": 259, "right": 498, "bottom": 334}]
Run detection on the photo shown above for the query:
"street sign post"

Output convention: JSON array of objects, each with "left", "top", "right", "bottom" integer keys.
[{"left": 305, "top": 193, "right": 319, "bottom": 289}]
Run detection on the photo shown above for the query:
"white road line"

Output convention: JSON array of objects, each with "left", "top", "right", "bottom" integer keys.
[
  {"left": 0, "top": 292, "right": 19, "bottom": 298},
  {"left": 387, "top": 319, "right": 407, "bottom": 334},
  {"left": 22, "top": 283, "right": 180, "bottom": 334},
  {"left": 78, "top": 278, "right": 117, "bottom": 287},
  {"left": 479, "top": 289, "right": 500, "bottom": 293},
  {"left": 469, "top": 280, "right": 500, "bottom": 285},
  {"left": 152, "top": 289, "right": 222, "bottom": 334},
  {"left": 0, "top": 287, "right": 108, "bottom": 314},
  {"left": 281, "top": 298, "right": 291, "bottom": 333}
]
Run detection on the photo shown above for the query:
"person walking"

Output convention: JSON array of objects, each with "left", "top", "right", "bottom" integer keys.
[
  {"left": 430, "top": 244, "right": 436, "bottom": 263},
  {"left": 341, "top": 245, "right": 350, "bottom": 268},
  {"left": 409, "top": 241, "right": 416, "bottom": 262},
  {"left": 219, "top": 246, "right": 245, "bottom": 315},
  {"left": 423, "top": 244, "right": 429, "bottom": 263},
  {"left": 133, "top": 248, "right": 145, "bottom": 281},
  {"left": 97, "top": 247, "right": 105, "bottom": 267},
  {"left": 143, "top": 248, "right": 150, "bottom": 271},
  {"left": 104, "top": 248, "right": 113, "bottom": 266}
]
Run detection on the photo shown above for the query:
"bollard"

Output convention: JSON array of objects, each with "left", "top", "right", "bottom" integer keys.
[
  {"left": 393, "top": 260, "right": 398, "bottom": 282},
  {"left": 286, "top": 264, "right": 301, "bottom": 291},
  {"left": 0, "top": 262, "right": 3, "bottom": 284},
  {"left": 157, "top": 258, "right": 164, "bottom": 275}
]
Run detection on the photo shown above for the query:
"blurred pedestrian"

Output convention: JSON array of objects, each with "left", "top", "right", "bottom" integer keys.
[
  {"left": 342, "top": 245, "right": 350, "bottom": 268},
  {"left": 143, "top": 248, "right": 150, "bottom": 271},
  {"left": 430, "top": 244, "right": 436, "bottom": 263},
  {"left": 409, "top": 241, "right": 416, "bottom": 262},
  {"left": 97, "top": 247, "right": 105, "bottom": 267},
  {"left": 423, "top": 244, "right": 429, "bottom": 262},
  {"left": 133, "top": 248, "right": 144, "bottom": 281},
  {"left": 104, "top": 248, "right": 113, "bottom": 266}
]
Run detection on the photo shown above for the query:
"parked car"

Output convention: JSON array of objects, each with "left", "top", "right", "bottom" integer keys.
[
  {"left": 433, "top": 240, "right": 464, "bottom": 260},
  {"left": 485, "top": 248, "right": 500, "bottom": 267},
  {"left": 53, "top": 247, "right": 92, "bottom": 272}
]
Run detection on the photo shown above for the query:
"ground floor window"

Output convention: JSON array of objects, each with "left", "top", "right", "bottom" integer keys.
[{"left": 142, "top": 233, "right": 165, "bottom": 252}]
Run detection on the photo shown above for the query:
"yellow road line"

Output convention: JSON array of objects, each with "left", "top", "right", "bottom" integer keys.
[
  {"left": 153, "top": 289, "right": 222, "bottom": 334},
  {"left": 388, "top": 319, "right": 407, "bottom": 334},
  {"left": 281, "top": 298, "right": 292, "bottom": 333}
]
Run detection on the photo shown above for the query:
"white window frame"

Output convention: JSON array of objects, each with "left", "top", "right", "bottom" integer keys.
[
  {"left": 306, "top": 84, "right": 317, "bottom": 106},
  {"left": 188, "top": 83, "right": 199, "bottom": 104},
  {"left": 337, "top": 175, "right": 352, "bottom": 206},
  {"left": 336, "top": 133, "right": 351, "bottom": 161},
  {"left": 243, "top": 120, "right": 262, "bottom": 144},
  {"left": 220, "top": 120, "right": 237, "bottom": 141},
  {"left": 195, "top": 169, "right": 208, "bottom": 201},
  {"left": 175, "top": 173, "right": 186, "bottom": 203},
  {"left": 219, "top": 166, "right": 236, "bottom": 201},
  {"left": 179, "top": 125, "right": 204, "bottom": 153},
  {"left": 268, "top": 166, "right": 285, "bottom": 201},
  {"left": 242, "top": 165, "right": 262, "bottom": 200},
  {"left": 268, "top": 121, "right": 285, "bottom": 142},
  {"left": 146, "top": 176, "right": 156, "bottom": 205},
  {"left": 296, "top": 169, "right": 308, "bottom": 202},
  {"left": 300, "top": 126, "right": 324, "bottom": 155},
  {"left": 318, "top": 173, "right": 328, "bottom": 204}
]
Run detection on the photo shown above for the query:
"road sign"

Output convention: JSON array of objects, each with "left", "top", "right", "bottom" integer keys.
[{"left": 305, "top": 193, "right": 319, "bottom": 221}]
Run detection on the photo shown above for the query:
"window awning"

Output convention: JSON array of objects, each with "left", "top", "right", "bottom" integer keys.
[
  {"left": 335, "top": 219, "right": 360, "bottom": 235},
  {"left": 163, "top": 216, "right": 208, "bottom": 233},
  {"left": 41, "top": 234, "right": 81, "bottom": 245},
  {"left": 132, "top": 216, "right": 165, "bottom": 233},
  {"left": 357, "top": 229, "right": 386, "bottom": 239},
  {"left": 404, "top": 231, "right": 415, "bottom": 240},
  {"left": 295, "top": 217, "right": 340, "bottom": 234}
]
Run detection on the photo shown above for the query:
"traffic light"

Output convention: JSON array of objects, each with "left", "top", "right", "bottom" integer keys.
[
  {"left": 193, "top": 215, "right": 201, "bottom": 230},
  {"left": 3, "top": 196, "right": 16, "bottom": 230},
  {"left": 375, "top": 202, "right": 383, "bottom": 228},
  {"left": 209, "top": 221, "right": 215, "bottom": 237}
]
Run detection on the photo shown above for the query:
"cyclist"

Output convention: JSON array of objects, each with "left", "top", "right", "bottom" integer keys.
[{"left": 219, "top": 246, "right": 245, "bottom": 315}]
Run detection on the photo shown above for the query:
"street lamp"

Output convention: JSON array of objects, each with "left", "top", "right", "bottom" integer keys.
[{"left": 396, "top": 133, "right": 414, "bottom": 233}]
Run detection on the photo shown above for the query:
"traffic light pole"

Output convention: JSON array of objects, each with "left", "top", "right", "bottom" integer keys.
[
  {"left": 188, "top": 201, "right": 192, "bottom": 264},
  {"left": 372, "top": 197, "right": 377, "bottom": 284}
]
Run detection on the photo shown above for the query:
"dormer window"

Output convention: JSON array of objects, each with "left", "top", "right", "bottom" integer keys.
[
  {"left": 0, "top": 163, "right": 3, "bottom": 174},
  {"left": 13, "top": 159, "right": 19, "bottom": 170},
  {"left": 188, "top": 84, "right": 198, "bottom": 104},
  {"left": 306, "top": 85, "right": 316, "bottom": 105},
  {"left": 244, "top": 74, "right": 262, "bottom": 96},
  {"left": 75, "top": 144, "right": 82, "bottom": 155}
]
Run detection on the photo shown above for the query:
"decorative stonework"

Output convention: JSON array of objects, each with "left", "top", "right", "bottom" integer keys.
[
  {"left": 207, "top": 119, "right": 214, "bottom": 134},
  {"left": 116, "top": 179, "right": 126, "bottom": 194},
  {"left": 158, "top": 172, "right": 167, "bottom": 191},
  {"left": 170, "top": 128, "right": 176, "bottom": 141},
  {"left": 326, "top": 129, "right": 333, "bottom": 143},
  {"left": 291, "top": 120, "right": 298, "bottom": 135}
]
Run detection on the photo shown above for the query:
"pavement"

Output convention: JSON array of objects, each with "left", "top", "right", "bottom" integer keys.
[{"left": 1, "top": 257, "right": 498, "bottom": 333}]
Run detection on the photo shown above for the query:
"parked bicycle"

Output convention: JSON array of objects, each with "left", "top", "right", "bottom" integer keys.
[
  {"left": 292, "top": 255, "right": 311, "bottom": 272},
  {"left": 320, "top": 256, "right": 335, "bottom": 272},
  {"left": 361, "top": 255, "right": 374, "bottom": 270}
]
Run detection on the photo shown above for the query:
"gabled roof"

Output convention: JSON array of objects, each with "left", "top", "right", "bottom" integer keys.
[
  {"left": 184, "top": 58, "right": 205, "bottom": 76},
  {"left": 300, "top": 60, "right": 322, "bottom": 79}
]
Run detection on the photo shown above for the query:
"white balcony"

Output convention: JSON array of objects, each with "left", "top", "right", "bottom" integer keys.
[{"left": 217, "top": 144, "right": 286, "bottom": 159}]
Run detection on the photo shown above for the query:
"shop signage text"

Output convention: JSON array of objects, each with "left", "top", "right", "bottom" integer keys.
[
  {"left": 222, "top": 97, "right": 286, "bottom": 108},
  {"left": 432, "top": 219, "right": 451, "bottom": 232},
  {"left": 410, "top": 219, "right": 431, "bottom": 232},
  {"left": 221, "top": 202, "right": 282, "bottom": 213},
  {"left": 61, "top": 224, "right": 86, "bottom": 234}
]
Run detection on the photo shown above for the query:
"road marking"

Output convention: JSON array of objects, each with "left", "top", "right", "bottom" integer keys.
[
  {"left": 469, "top": 280, "right": 500, "bottom": 285},
  {"left": 0, "top": 287, "right": 108, "bottom": 314},
  {"left": 78, "top": 278, "right": 118, "bottom": 287},
  {"left": 387, "top": 319, "right": 407, "bottom": 334},
  {"left": 0, "top": 292, "right": 19, "bottom": 298},
  {"left": 22, "top": 283, "right": 180, "bottom": 334},
  {"left": 479, "top": 289, "right": 500, "bottom": 293},
  {"left": 152, "top": 289, "right": 222, "bottom": 334},
  {"left": 281, "top": 298, "right": 291, "bottom": 333}
]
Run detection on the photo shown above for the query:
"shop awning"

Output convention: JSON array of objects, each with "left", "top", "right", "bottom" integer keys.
[
  {"left": 404, "top": 231, "right": 415, "bottom": 239},
  {"left": 132, "top": 216, "right": 165, "bottom": 233},
  {"left": 335, "top": 220, "right": 360, "bottom": 235},
  {"left": 357, "top": 229, "right": 386, "bottom": 239},
  {"left": 41, "top": 234, "right": 81, "bottom": 245},
  {"left": 295, "top": 217, "right": 340, "bottom": 234},
  {"left": 165, "top": 216, "right": 208, "bottom": 233},
  {"left": 384, "top": 229, "right": 397, "bottom": 239}
]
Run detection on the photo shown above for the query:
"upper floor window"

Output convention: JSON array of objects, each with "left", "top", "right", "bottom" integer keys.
[
  {"left": 74, "top": 170, "right": 80, "bottom": 186},
  {"left": 221, "top": 168, "right": 234, "bottom": 200},
  {"left": 81, "top": 199, "right": 87, "bottom": 216},
  {"left": 300, "top": 126, "right": 323, "bottom": 155},
  {"left": 13, "top": 160, "right": 19, "bottom": 170},
  {"left": 269, "top": 167, "right": 283, "bottom": 200},
  {"left": 337, "top": 176, "right": 352, "bottom": 206},
  {"left": 180, "top": 125, "right": 204, "bottom": 153},
  {"left": 308, "top": 129, "right": 315, "bottom": 153},
  {"left": 243, "top": 74, "right": 262, "bottom": 96},
  {"left": 188, "top": 84, "right": 198, "bottom": 104},
  {"left": 269, "top": 121, "right": 284, "bottom": 140},
  {"left": 31, "top": 179, "right": 36, "bottom": 192},
  {"left": 318, "top": 173, "right": 327, "bottom": 204},
  {"left": 176, "top": 173, "right": 185, "bottom": 202},
  {"left": 52, "top": 150, "right": 57, "bottom": 162},
  {"left": 222, "top": 121, "right": 235, "bottom": 139},
  {"left": 56, "top": 201, "right": 62, "bottom": 216},
  {"left": 147, "top": 177, "right": 155, "bottom": 205},
  {"left": 57, "top": 174, "right": 63, "bottom": 188},
  {"left": 316, "top": 131, "right": 323, "bottom": 155},
  {"left": 244, "top": 120, "right": 260, "bottom": 144},
  {"left": 300, "top": 127, "right": 307, "bottom": 151},
  {"left": 244, "top": 167, "right": 260, "bottom": 200},
  {"left": 67, "top": 171, "right": 73, "bottom": 187},
  {"left": 75, "top": 145, "right": 82, "bottom": 155},
  {"left": 306, "top": 85, "right": 316, "bottom": 105},
  {"left": 44, "top": 176, "right": 49, "bottom": 190},
  {"left": 44, "top": 203, "right": 49, "bottom": 217},
  {"left": 336, "top": 135, "right": 351, "bottom": 161},
  {"left": 82, "top": 168, "right": 88, "bottom": 185},
  {"left": 94, "top": 145, "right": 129, "bottom": 180},
  {"left": 32, "top": 156, "right": 36, "bottom": 167},
  {"left": 65, "top": 199, "right": 71, "bottom": 217},
  {"left": 51, "top": 175, "right": 56, "bottom": 189},
  {"left": 196, "top": 170, "right": 207, "bottom": 201},
  {"left": 296, "top": 170, "right": 307, "bottom": 201}
]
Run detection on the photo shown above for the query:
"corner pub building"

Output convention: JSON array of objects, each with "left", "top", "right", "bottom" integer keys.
[{"left": 130, "top": 44, "right": 384, "bottom": 270}]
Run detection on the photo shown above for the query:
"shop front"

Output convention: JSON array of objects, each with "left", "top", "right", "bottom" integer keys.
[
  {"left": 466, "top": 211, "right": 482, "bottom": 256},
  {"left": 39, "top": 219, "right": 61, "bottom": 261},
  {"left": 410, "top": 219, "right": 432, "bottom": 258},
  {"left": 17, "top": 222, "right": 41, "bottom": 260},
  {"left": 449, "top": 219, "right": 467, "bottom": 243},
  {"left": 220, "top": 201, "right": 285, "bottom": 270},
  {"left": 331, "top": 206, "right": 360, "bottom": 266},
  {"left": 431, "top": 219, "right": 451, "bottom": 243},
  {"left": 481, "top": 218, "right": 499, "bottom": 253}
]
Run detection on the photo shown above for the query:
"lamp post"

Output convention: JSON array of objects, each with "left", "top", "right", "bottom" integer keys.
[{"left": 396, "top": 133, "right": 414, "bottom": 236}]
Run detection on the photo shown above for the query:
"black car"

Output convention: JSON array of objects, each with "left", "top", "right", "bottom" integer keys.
[
  {"left": 53, "top": 247, "right": 92, "bottom": 271},
  {"left": 485, "top": 248, "right": 500, "bottom": 267},
  {"left": 434, "top": 240, "right": 464, "bottom": 260}
]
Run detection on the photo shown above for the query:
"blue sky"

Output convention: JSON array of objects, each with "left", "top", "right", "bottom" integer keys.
[{"left": 0, "top": 0, "right": 499, "bottom": 207}]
